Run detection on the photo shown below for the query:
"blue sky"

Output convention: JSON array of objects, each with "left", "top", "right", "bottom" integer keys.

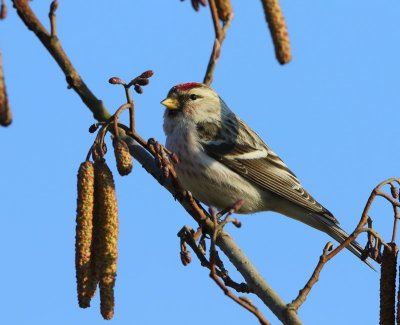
[{"left": 1, "top": 1, "right": 399, "bottom": 324}]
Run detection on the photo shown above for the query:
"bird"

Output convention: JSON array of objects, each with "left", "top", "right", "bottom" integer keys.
[{"left": 161, "top": 82, "right": 372, "bottom": 267}]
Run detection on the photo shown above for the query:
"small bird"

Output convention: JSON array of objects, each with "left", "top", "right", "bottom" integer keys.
[{"left": 161, "top": 82, "right": 370, "bottom": 266}]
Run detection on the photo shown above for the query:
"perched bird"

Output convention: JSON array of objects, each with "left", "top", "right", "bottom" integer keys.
[{"left": 161, "top": 82, "right": 371, "bottom": 266}]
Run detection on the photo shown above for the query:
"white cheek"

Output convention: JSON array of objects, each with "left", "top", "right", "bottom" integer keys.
[
  {"left": 190, "top": 102, "right": 220, "bottom": 124},
  {"left": 182, "top": 102, "right": 198, "bottom": 116}
]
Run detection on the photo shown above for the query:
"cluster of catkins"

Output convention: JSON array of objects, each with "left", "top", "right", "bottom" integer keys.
[{"left": 75, "top": 136, "right": 132, "bottom": 320}]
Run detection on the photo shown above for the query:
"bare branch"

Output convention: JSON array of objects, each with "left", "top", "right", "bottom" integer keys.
[
  {"left": 209, "top": 0, "right": 222, "bottom": 39},
  {"left": 376, "top": 191, "right": 400, "bottom": 208},
  {"left": 289, "top": 179, "right": 400, "bottom": 311},
  {"left": 122, "top": 134, "right": 302, "bottom": 324},
  {"left": 203, "top": 0, "right": 233, "bottom": 85},
  {"left": 177, "top": 225, "right": 251, "bottom": 293},
  {"left": 327, "top": 178, "right": 400, "bottom": 261},
  {"left": 288, "top": 242, "right": 333, "bottom": 311},
  {"left": 208, "top": 211, "right": 271, "bottom": 325},
  {"left": 12, "top": 0, "right": 109, "bottom": 121}
]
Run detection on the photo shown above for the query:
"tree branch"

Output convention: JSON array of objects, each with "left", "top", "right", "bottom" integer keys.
[
  {"left": 11, "top": 2, "right": 303, "bottom": 323},
  {"left": 208, "top": 210, "right": 271, "bottom": 325},
  {"left": 12, "top": 0, "right": 109, "bottom": 121},
  {"left": 123, "top": 135, "right": 302, "bottom": 325},
  {"left": 288, "top": 178, "right": 400, "bottom": 311},
  {"left": 203, "top": 0, "right": 233, "bottom": 85},
  {"left": 15, "top": 2, "right": 392, "bottom": 324},
  {"left": 177, "top": 225, "right": 251, "bottom": 293}
]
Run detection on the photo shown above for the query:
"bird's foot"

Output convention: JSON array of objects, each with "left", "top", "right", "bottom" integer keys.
[{"left": 147, "top": 138, "right": 180, "bottom": 185}]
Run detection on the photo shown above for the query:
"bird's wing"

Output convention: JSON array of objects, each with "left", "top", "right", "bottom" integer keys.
[{"left": 196, "top": 117, "right": 338, "bottom": 224}]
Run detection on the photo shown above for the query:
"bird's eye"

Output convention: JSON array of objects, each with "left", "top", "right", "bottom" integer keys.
[{"left": 190, "top": 94, "right": 199, "bottom": 100}]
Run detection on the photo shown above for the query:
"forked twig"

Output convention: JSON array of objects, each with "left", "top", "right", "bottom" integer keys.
[
  {"left": 178, "top": 225, "right": 250, "bottom": 293},
  {"left": 207, "top": 206, "right": 271, "bottom": 325},
  {"left": 289, "top": 178, "right": 400, "bottom": 311}
]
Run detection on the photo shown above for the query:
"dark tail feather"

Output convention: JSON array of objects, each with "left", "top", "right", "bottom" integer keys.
[{"left": 325, "top": 223, "right": 375, "bottom": 271}]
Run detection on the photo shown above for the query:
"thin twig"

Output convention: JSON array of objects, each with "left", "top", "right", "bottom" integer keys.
[
  {"left": 203, "top": 0, "right": 233, "bottom": 85},
  {"left": 208, "top": 0, "right": 222, "bottom": 40},
  {"left": 358, "top": 228, "right": 390, "bottom": 250},
  {"left": 209, "top": 212, "right": 271, "bottom": 325},
  {"left": 177, "top": 226, "right": 250, "bottom": 293},
  {"left": 112, "top": 103, "right": 131, "bottom": 138},
  {"left": 288, "top": 179, "right": 400, "bottom": 311},
  {"left": 392, "top": 205, "right": 399, "bottom": 243},
  {"left": 326, "top": 179, "right": 399, "bottom": 262},
  {"left": 288, "top": 242, "right": 333, "bottom": 311},
  {"left": 376, "top": 191, "right": 400, "bottom": 208},
  {"left": 49, "top": 0, "right": 58, "bottom": 38}
]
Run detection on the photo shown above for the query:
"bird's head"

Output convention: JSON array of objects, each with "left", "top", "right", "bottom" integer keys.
[{"left": 161, "top": 83, "right": 222, "bottom": 124}]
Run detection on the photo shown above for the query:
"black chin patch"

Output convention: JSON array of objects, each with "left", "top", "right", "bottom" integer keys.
[{"left": 167, "top": 109, "right": 181, "bottom": 117}]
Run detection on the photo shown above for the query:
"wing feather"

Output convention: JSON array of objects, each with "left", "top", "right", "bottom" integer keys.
[{"left": 197, "top": 116, "right": 338, "bottom": 224}]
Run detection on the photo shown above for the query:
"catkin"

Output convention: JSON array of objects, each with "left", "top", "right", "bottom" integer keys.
[
  {"left": 94, "top": 161, "right": 119, "bottom": 320},
  {"left": 0, "top": 1, "right": 7, "bottom": 20},
  {"left": 113, "top": 137, "right": 133, "bottom": 176},
  {"left": 0, "top": 51, "right": 12, "bottom": 126},
  {"left": 215, "top": 0, "right": 233, "bottom": 22},
  {"left": 75, "top": 161, "right": 97, "bottom": 308},
  {"left": 380, "top": 243, "right": 398, "bottom": 325},
  {"left": 260, "top": 0, "right": 292, "bottom": 65},
  {"left": 397, "top": 264, "right": 400, "bottom": 325}
]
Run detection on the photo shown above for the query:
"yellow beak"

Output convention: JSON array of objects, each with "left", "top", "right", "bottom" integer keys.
[{"left": 161, "top": 97, "right": 179, "bottom": 110}]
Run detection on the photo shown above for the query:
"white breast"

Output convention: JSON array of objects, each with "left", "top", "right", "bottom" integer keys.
[{"left": 165, "top": 124, "right": 266, "bottom": 213}]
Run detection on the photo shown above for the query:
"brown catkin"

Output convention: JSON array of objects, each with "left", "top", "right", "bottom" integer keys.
[
  {"left": 75, "top": 161, "right": 97, "bottom": 308},
  {"left": 113, "top": 137, "right": 133, "bottom": 176},
  {"left": 0, "top": 51, "right": 12, "bottom": 126},
  {"left": 397, "top": 264, "right": 400, "bottom": 325},
  {"left": 215, "top": 0, "right": 233, "bottom": 22},
  {"left": 380, "top": 243, "right": 398, "bottom": 325},
  {"left": 260, "top": 0, "right": 292, "bottom": 65},
  {"left": 0, "top": 0, "right": 7, "bottom": 20},
  {"left": 94, "top": 161, "right": 119, "bottom": 320}
]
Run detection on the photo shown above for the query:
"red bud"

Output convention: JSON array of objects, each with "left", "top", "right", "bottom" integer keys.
[
  {"left": 134, "top": 85, "right": 143, "bottom": 94},
  {"left": 88, "top": 124, "right": 99, "bottom": 133},
  {"left": 108, "top": 77, "right": 124, "bottom": 85},
  {"left": 140, "top": 70, "right": 154, "bottom": 78},
  {"left": 136, "top": 78, "right": 149, "bottom": 86}
]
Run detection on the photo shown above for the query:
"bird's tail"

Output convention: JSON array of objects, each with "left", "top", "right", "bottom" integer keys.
[
  {"left": 314, "top": 216, "right": 375, "bottom": 270},
  {"left": 274, "top": 202, "right": 375, "bottom": 269}
]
